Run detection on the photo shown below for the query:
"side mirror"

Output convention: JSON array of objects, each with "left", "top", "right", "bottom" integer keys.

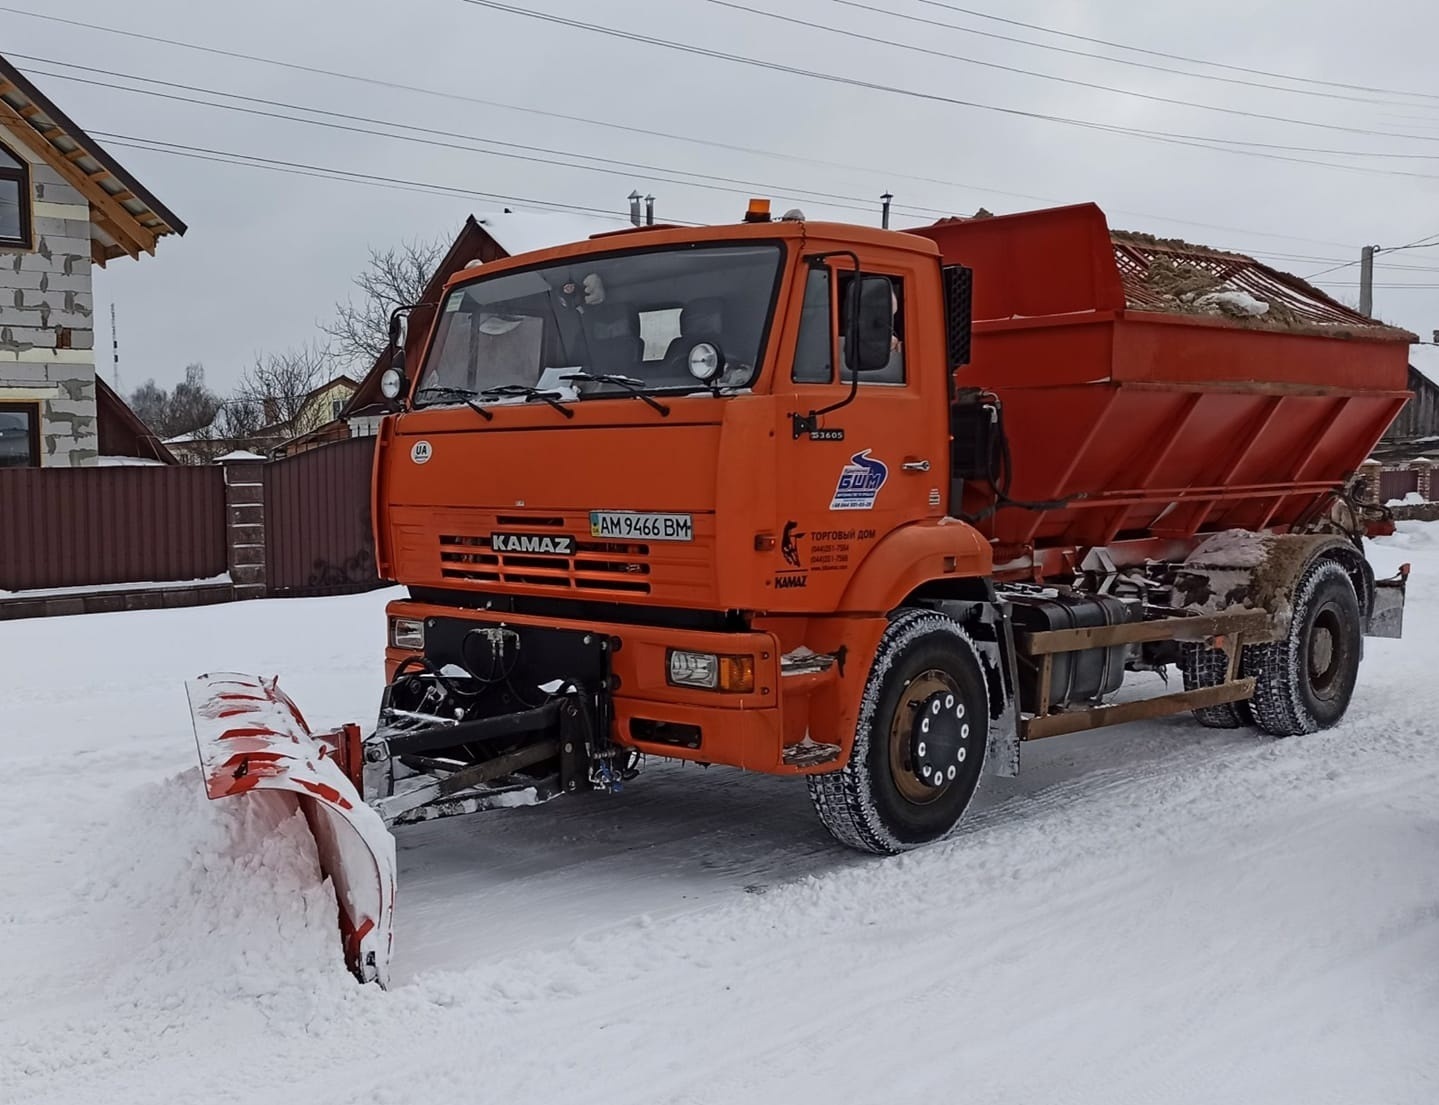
[
  {"left": 844, "top": 274, "right": 894, "bottom": 375},
  {"left": 383, "top": 313, "right": 408, "bottom": 402},
  {"left": 387, "top": 313, "right": 407, "bottom": 375}
]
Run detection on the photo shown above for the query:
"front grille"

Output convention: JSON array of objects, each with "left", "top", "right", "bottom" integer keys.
[{"left": 440, "top": 532, "right": 652, "bottom": 594}]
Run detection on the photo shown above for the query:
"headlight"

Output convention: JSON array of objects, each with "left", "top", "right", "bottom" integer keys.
[
  {"left": 667, "top": 649, "right": 755, "bottom": 693},
  {"left": 686, "top": 342, "right": 722, "bottom": 382},
  {"left": 391, "top": 617, "right": 425, "bottom": 650},
  {"left": 380, "top": 367, "right": 405, "bottom": 400}
]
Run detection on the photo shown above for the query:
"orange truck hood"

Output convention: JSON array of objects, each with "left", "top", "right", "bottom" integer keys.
[{"left": 373, "top": 395, "right": 776, "bottom": 610}]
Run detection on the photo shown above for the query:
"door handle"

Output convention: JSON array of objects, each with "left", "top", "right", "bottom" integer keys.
[{"left": 902, "top": 458, "right": 931, "bottom": 472}]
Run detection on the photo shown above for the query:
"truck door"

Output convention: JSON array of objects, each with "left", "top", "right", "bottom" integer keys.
[{"left": 770, "top": 257, "right": 943, "bottom": 608}]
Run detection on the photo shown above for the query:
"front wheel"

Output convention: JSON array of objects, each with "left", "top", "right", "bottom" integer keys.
[{"left": 807, "top": 609, "right": 989, "bottom": 855}]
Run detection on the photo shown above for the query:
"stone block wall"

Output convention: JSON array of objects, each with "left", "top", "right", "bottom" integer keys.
[{"left": 0, "top": 134, "right": 98, "bottom": 468}]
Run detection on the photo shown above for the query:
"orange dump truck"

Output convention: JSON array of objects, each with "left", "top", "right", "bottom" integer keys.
[{"left": 190, "top": 202, "right": 1412, "bottom": 983}]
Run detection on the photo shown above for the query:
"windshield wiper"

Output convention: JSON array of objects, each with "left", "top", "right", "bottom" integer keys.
[
  {"left": 413, "top": 385, "right": 493, "bottom": 421},
  {"left": 477, "top": 384, "right": 576, "bottom": 418},
  {"left": 562, "top": 372, "right": 671, "bottom": 416}
]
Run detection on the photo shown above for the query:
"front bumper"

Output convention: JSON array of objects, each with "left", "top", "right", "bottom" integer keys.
[{"left": 384, "top": 600, "right": 795, "bottom": 772}]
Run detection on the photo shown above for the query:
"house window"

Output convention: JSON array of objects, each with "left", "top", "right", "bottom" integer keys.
[
  {"left": 0, "top": 143, "right": 30, "bottom": 248},
  {"left": 0, "top": 402, "right": 41, "bottom": 467},
  {"left": 330, "top": 398, "right": 345, "bottom": 420}
]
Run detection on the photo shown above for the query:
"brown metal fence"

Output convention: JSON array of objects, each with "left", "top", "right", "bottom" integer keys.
[
  {"left": 0, "top": 465, "right": 227, "bottom": 591},
  {"left": 1379, "top": 468, "right": 1420, "bottom": 503},
  {"left": 264, "top": 436, "right": 380, "bottom": 596}
]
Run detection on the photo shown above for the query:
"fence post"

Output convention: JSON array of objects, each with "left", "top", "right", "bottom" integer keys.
[
  {"left": 1358, "top": 458, "right": 1383, "bottom": 505},
  {"left": 221, "top": 452, "right": 268, "bottom": 600},
  {"left": 1414, "top": 457, "right": 1433, "bottom": 502}
]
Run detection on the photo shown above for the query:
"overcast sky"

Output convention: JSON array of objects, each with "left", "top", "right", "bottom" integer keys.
[{"left": 9, "top": 0, "right": 1439, "bottom": 393}]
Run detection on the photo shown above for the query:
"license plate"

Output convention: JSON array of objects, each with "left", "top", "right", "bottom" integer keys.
[{"left": 589, "top": 511, "right": 694, "bottom": 541}]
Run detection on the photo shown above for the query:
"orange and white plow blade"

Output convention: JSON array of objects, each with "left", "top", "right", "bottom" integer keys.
[{"left": 187, "top": 673, "right": 397, "bottom": 986}]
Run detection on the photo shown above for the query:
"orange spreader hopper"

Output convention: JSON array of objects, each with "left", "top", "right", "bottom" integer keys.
[{"left": 913, "top": 204, "right": 1411, "bottom": 571}]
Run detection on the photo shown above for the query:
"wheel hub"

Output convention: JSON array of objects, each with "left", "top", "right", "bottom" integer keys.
[{"left": 909, "top": 689, "right": 970, "bottom": 790}]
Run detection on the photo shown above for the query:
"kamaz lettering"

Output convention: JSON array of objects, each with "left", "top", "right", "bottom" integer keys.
[{"left": 491, "top": 532, "right": 576, "bottom": 555}]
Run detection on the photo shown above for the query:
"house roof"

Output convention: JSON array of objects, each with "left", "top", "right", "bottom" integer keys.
[
  {"left": 1410, "top": 343, "right": 1439, "bottom": 385},
  {"left": 0, "top": 54, "right": 185, "bottom": 264},
  {"left": 473, "top": 210, "right": 631, "bottom": 258},
  {"left": 96, "top": 376, "right": 178, "bottom": 464}
]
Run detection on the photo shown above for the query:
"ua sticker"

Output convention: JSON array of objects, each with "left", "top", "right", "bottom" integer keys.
[
  {"left": 829, "top": 449, "right": 888, "bottom": 511},
  {"left": 410, "top": 440, "right": 433, "bottom": 464}
]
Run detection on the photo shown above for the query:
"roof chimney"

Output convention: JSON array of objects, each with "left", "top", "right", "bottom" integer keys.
[
  {"left": 628, "top": 191, "right": 643, "bottom": 227},
  {"left": 645, "top": 194, "right": 655, "bottom": 226}
]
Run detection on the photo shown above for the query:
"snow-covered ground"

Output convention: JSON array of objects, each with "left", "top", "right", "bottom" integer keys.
[{"left": 3, "top": 528, "right": 1438, "bottom": 1104}]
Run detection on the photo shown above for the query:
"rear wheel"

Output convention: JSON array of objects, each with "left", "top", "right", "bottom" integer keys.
[
  {"left": 807, "top": 609, "right": 988, "bottom": 855},
  {"left": 1180, "top": 643, "right": 1251, "bottom": 729},
  {"left": 1246, "top": 558, "right": 1362, "bottom": 736}
]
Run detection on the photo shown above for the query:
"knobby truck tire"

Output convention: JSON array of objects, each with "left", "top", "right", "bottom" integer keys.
[
  {"left": 807, "top": 609, "right": 989, "bottom": 855},
  {"left": 1245, "top": 558, "right": 1362, "bottom": 737},
  {"left": 1180, "top": 643, "right": 1251, "bottom": 729}
]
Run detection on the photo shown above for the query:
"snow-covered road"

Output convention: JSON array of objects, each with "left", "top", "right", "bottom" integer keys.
[{"left": 3, "top": 528, "right": 1437, "bottom": 1104}]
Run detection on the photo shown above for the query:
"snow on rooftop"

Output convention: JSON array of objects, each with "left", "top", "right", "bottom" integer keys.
[
  {"left": 96, "top": 455, "right": 167, "bottom": 467},
  {"left": 217, "top": 449, "right": 266, "bottom": 462},
  {"left": 1409, "top": 343, "right": 1439, "bottom": 384},
  {"left": 474, "top": 210, "right": 633, "bottom": 259}
]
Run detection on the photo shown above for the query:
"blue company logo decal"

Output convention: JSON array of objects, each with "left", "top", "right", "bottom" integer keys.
[{"left": 829, "top": 450, "right": 888, "bottom": 511}]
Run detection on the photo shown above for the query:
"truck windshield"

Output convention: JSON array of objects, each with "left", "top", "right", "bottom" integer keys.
[{"left": 414, "top": 243, "right": 782, "bottom": 404}]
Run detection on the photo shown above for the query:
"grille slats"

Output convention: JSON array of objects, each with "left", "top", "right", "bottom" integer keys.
[{"left": 439, "top": 531, "right": 654, "bottom": 594}]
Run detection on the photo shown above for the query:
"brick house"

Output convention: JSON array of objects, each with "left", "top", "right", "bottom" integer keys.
[{"left": 0, "top": 55, "right": 184, "bottom": 467}]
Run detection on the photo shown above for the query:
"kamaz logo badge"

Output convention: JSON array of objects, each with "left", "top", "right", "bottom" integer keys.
[{"left": 491, "top": 532, "right": 576, "bottom": 555}]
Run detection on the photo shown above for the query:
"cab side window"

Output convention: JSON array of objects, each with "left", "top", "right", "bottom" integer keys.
[
  {"left": 838, "top": 272, "right": 905, "bottom": 384},
  {"left": 791, "top": 268, "right": 832, "bottom": 383}
]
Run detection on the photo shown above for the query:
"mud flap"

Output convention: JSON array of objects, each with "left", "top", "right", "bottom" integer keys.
[
  {"left": 187, "top": 673, "right": 397, "bottom": 986},
  {"left": 1368, "top": 564, "right": 1408, "bottom": 638}
]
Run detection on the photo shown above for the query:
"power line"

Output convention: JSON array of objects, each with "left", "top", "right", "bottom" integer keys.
[
  {"left": 0, "top": 5, "right": 1363, "bottom": 251},
  {"left": 25, "top": 51, "right": 1399, "bottom": 261},
  {"left": 16, "top": 59, "right": 953, "bottom": 221},
  {"left": 0, "top": 2, "right": 1138, "bottom": 212},
  {"left": 456, "top": 0, "right": 1439, "bottom": 180},
  {"left": 96, "top": 131, "right": 690, "bottom": 221},
  {"left": 827, "top": 0, "right": 1439, "bottom": 112},
  {"left": 913, "top": 0, "right": 1439, "bottom": 103},
  {"left": 708, "top": 0, "right": 1439, "bottom": 145}
]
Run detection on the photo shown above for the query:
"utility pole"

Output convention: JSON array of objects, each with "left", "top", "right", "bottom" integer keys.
[{"left": 1359, "top": 244, "right": 1379, "bottom": 318}]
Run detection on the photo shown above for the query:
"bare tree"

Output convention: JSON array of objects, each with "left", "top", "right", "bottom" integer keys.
[
  {"left": 235, "top": 342, "right": 332, "bottom": 431},
  {"left": 127, "top": 363, "right": 222, "bottom": 438},
  {"left": 170, "top": 363, "right": 223, "bottom": 435},
  {"left": 320, "top": 237, "right": 446, "bottom": 371}
]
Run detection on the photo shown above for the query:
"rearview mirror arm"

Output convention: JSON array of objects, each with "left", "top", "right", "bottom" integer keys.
[{"left": 792, "top": 250, "right": 862, "bottom": 439}]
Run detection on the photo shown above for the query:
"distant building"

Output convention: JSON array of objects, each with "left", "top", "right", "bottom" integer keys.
[
  {"left": 0, "top": 54, "right": 185, "bottom": 467},
  {"left": 166, "top": 374, "right": 361, "bottom": 462}
]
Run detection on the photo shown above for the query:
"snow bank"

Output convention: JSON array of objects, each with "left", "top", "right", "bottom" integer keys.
[
  {"left": 5, "top": 550, "right": 1439, "bottom": 1103},
  {"left": 0, "top": 572, "right": 231, "bottom": 599}
]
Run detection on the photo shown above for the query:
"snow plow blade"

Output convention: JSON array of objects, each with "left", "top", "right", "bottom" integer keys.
[{"left": 187, "top": 673, "right": 396, "bottom": 987}]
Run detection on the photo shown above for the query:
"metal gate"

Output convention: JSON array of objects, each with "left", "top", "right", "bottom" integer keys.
[
  {"left": 264, "top": 438, "right": 382, "bottom": 596},
  {"left": 1379, "top": 468, "right": 1420, "bottom": 504}
]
